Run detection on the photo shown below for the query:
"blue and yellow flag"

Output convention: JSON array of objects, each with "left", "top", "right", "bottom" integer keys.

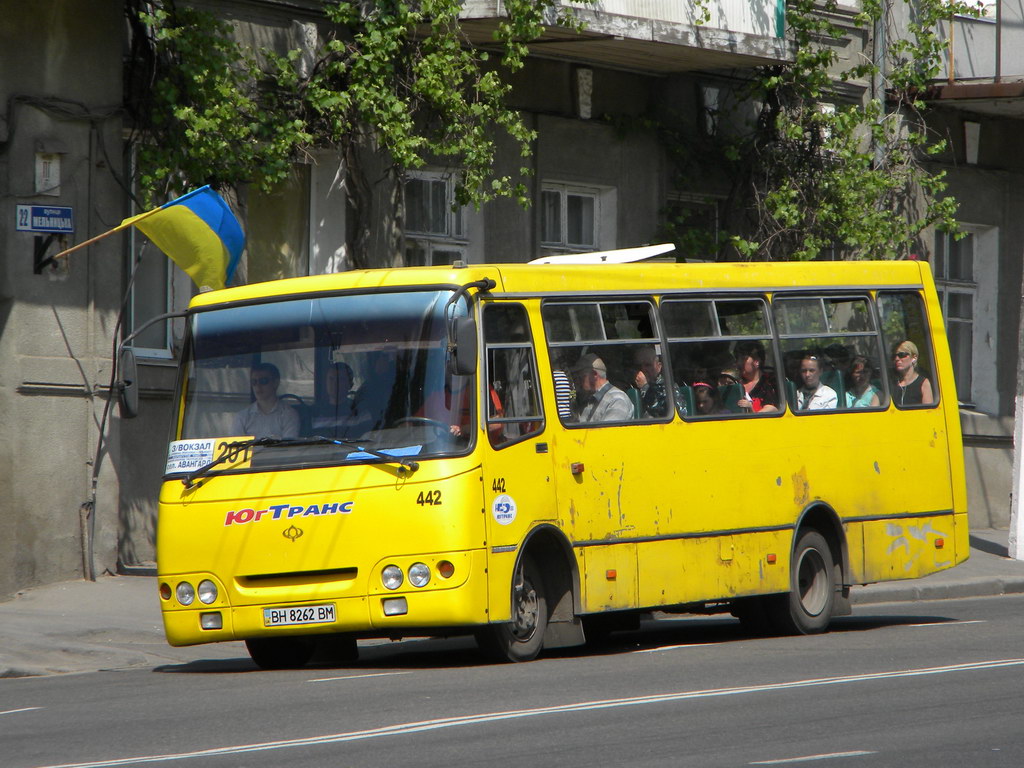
[{"left": 122, "top": 186, "right": 244, "bottom": 291}]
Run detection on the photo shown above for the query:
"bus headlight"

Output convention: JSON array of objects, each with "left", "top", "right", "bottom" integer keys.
[
  {"left": 176, "top": 581, "right": 195, "bottom": 606},
  {"left": 197, "top": 579, "right": 218, "bottom": 604},
  {"left": 382, "top": 565, "right": 404, "bottom": 590},
  {"left": 408, "top": 562, "right": 430, "bottom": 588}
]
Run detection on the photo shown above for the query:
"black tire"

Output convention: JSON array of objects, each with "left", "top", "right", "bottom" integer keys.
[
  {"left": 245, "top": 636, "right": 316, "bottom": 670},
  {"left": 476, "top": 555, "right": 547, "bottom": 662},
  {"left": 731, "top": 596, "right": 777, "bottom": 636},
  {"left": 771, "top": 529, "right": 836, "bottom": 635},
  {"left": 314, "top": 634, "right": 359, "bottom": 665},
  {"left": 582, "top": 612, "right": 640, "bottom": 645}
]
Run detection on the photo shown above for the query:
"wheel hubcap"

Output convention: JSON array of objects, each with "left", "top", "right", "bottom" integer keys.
[
  {"left": 511, "top": 577, "right": 539, "bottom": 640},
  {"left": 796, "top": 548, "right": 829, "bottom": 616}
]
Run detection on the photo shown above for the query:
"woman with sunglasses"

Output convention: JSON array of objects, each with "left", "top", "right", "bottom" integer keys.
[{"left": 892, "top": 340, "right": 933, "bottom": 406}]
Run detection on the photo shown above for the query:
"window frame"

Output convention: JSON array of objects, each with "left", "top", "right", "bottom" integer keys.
[
  {"left": 542, "top": 297, "right": 673, "bottom": 427},
  {"left": 539, "top": 182, "right": 604, "bottom": 254},
  {"left": 404, "top": 170, "right": 469, "bottom": 267},
  {"left": 932, "top": 230, "right": 977, "bottom": 405},
  {"left": 772, "top": 292, "right": 888, "bottom": 414}
]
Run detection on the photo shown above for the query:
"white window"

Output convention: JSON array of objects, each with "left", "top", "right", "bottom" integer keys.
[
  {"left": 126, "top": 225, "right": 178, "bottom": 359},
  {"left": 701, "top": 86, "right": 720, "bottom": 136},
  {"left": 404, "top": 171, "right": 467, "bottom": 266},
  {"left": 932, "top": 225, "right": 997, "bottom": 409},
  {"left": 540, "top": 183, "right": 612, "bottom": 253}
]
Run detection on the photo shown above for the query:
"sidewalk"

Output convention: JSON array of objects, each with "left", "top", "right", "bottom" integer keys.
[{"left": 2, "top": 529, "right": 1023, "bottom": 679}]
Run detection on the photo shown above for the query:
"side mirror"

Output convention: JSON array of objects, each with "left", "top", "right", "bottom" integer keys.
[
  {"left": 449, "top": 317, "right": 478, "bottom": 376},
  {"left": 118, "top": 347, "right": 139, "bottom": 419}
]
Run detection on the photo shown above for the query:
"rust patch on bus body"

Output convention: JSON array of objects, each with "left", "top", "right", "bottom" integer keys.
[{"left": 792, "top": 467, "right": 810, "bottom": 507}]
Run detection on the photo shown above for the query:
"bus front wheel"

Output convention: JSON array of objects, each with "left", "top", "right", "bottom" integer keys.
[
  {"left": 773, "top": 529, "right": 835, "bottom": 635},
  {"left": 245, "top": 636, "right": 315, "bottom": 670},
  {"left": 476, "top": 555, "right": 548, "bottom": 662}
]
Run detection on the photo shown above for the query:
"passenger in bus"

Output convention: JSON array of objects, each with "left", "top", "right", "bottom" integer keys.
[
  {"left": 795, "top": 354, "right": 838, "bottom": 410},
  {"left": 892, "top": 340, "right": 934, "bottom": 406},
  {"left": 311, "top": 362, "right": 367, "bottom": 438},
  {"left": 552, "top": 369, "right": 576, "bottom": 421},
  {"left": 572, "top": 353, "right": 634, "bottom": 422},
  {"left": 232, "top": 362, "right": 300, "bottom": 439},
  {"left": 632, "top": 346, "right": 684, "bottom": 417},
  {"left": 692, "top": 380, "right": 728, "bottom": 415},
  {"left": 734, "top": 341, "right": 779, "bottom": 413},
  {"left": 845, "top": 355, "right": 881, "bottom": 408}
]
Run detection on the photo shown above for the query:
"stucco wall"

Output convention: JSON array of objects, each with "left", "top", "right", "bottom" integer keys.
[{"left": 1, "top": 1, "right": 129, "bottom": 598}]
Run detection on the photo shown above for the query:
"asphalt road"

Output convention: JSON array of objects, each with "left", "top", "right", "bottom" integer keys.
[{"left": 4, "top": 594, "right": 1024, "bottom": 768}]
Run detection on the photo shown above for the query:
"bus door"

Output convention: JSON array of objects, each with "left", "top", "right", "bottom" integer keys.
[
  {"left": 540, "top": 299, "right": 669, "bottom": 615},
  {"left": 480, "top": 303, "right": 554, "bottom": 621}
]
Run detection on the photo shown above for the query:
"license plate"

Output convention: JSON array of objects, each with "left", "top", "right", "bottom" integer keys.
[{"left": 263, "top": 603, "right": 336, "bottom": 627}]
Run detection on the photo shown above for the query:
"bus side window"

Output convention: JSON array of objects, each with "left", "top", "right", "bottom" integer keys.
[
  {"left": 774, "top": 295, "right": 886, "bottom": 412},
  {"left": 484, "top": 304, "right": 544, "bottom": 448},
  {"left": 878, "top": 291, "right": 939, "bottom": 408},
  {"left": 662, "top": 297, "right": 780, "bottom": 417},
  {"left": 543, "top": 300, "right": 668, "bottom": 425}
]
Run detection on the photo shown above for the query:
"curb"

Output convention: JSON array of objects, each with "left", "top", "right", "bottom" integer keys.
[{"left": 851, "top": 576, "right": 1024, "bottom": 605}]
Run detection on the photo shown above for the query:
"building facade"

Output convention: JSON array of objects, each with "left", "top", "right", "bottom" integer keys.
[{"left": 3, "top": 0, "right": 1017, "bottom": 598}]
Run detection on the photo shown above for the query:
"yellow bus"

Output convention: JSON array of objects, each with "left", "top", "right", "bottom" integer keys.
[{"left": 156, "top": 253, "right": 968, "bottom": 668}]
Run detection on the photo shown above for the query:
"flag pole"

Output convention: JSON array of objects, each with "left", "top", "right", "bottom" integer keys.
[{"left": 50, "top": 205, "right": 166, "bottom": 262}]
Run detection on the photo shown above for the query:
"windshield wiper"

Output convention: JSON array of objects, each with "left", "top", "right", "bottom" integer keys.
[
  {"left": 181, "top": 435, "right": 419, "bottom": 488},
  {"left": 181, "top": 436, "right": 289, "bottom": 488},
  {"left": 308, "top": 435, "right": 420, "bottom": 474}
]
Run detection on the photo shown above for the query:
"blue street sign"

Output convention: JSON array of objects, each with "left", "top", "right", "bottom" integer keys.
[{"left": 16, "top": 204, "right": 74, "bottom": 234}]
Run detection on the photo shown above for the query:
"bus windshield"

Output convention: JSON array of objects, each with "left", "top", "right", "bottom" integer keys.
[{"left": 173, "top": 289, "right": 474, "bottom": 472}]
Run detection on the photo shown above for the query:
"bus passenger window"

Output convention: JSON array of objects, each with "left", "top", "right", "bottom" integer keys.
[
  {"left": 543, "top": 300, "right": 673, "bottom": 425},
  {"left": 662, "top": 297, "right": 780, "bottom": 417},
  {"left": 484, "top": 304, "right": 544, "bottom": 447},
  {"left": 775, "top": 295, "right": 886, "bottom": 412},
  {"left": 878, "top": 292, "right": 938, "bottom": 408}
]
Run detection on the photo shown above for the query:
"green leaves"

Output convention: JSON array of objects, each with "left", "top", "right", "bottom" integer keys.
[
  {"left": 130, "top": 0, "right": 588, "bottom": 227},
  {"left": 656, "top": 0, "right": 963, "bottom": 262}
]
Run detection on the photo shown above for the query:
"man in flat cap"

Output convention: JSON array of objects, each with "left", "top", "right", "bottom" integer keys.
[{"left": 572, "top": 353, "right": 634, "bottom": 422}]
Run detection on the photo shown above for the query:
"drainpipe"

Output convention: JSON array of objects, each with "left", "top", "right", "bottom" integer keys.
[{"left": 872, "top": 5, "right": 886, "bottom": 168}]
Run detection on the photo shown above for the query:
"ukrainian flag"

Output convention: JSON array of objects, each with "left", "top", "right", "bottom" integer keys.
[{"left": 122, "top": 185, "right": 244, "bottom": 291}]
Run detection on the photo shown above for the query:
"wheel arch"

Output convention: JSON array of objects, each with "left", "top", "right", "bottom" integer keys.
[
  {"left": 519, "top": 523, "right": 585, "bottom": 648},
  {"left": 519, "top": 523, "right": 581, "bottom": 620},
  {"left": 794, "top": 505, "right": 843, "bottom": 577},
  {"left": 795, "top": 502, "right": 851, "bottom": 600}
]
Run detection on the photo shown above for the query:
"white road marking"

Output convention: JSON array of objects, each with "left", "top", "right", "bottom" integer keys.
[
  {"left": 308, "top": 671, "right": 412, "bottom": 683},
  {"left": 34, "top": 658, "right": 1024, "bottom": 768},
  {"left": 907, "top": 620, "right": 986, "bottom": 628},
  {"left": 751, "top": 751, "right": 876, "bottom": 764},
  {"left": 634, "top": 643, "right": 717, "bottom": 653},
  {"left": 1, "top": 706, "right": 43, "bottom": 716}
]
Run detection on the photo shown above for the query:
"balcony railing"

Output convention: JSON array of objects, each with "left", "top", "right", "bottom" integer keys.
[{"left": 458, "top": 0, "right": 792, "bottom": 73}]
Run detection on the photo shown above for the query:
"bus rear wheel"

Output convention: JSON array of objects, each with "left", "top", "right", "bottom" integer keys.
[
  {"left": 476, "top": 555, "right": 547, "bottom": 662},
  {"left": 245, "top": 636, "right": 316, "bottom": 670},
  {"left": 772, "top": 529, "right": 835, "bottom": 635}
]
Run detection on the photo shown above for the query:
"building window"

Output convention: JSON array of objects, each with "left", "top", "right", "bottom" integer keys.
[
  {"left": 932, "top": 230, "right": 977, "bottom": 403},
  {"left": 246, "top": 164, "right": 312, "bottom": 282},
  {"left": 663, "top": 193, "right": 721, "bottom": 261},
  {"left": 405, "top": 171, "right": 467, "bottom": 266},
  {"left": 540, "top": 183, "right": 603, "bottom": 252},
  {"left": 126, "top": 226, "right": 175, "bottom": 358},
  {"left": 701, "top": 85, "right": 720, "bottom": 136}
]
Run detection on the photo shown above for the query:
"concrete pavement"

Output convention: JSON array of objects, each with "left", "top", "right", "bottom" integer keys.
[{"left": 2, "top": 529, "right": 1023, "bottom": 679}]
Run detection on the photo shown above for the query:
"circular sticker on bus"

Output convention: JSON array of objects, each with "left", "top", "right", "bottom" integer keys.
[{"left": 492, "top": 494, "right": 517, "bottom": 526}]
